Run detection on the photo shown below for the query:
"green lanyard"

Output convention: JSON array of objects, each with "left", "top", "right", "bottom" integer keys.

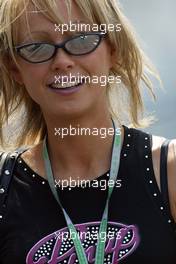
[{"left": 42, "top": 120, "right": 121, "bottom": 264}]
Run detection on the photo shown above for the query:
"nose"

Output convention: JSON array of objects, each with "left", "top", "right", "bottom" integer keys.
[{"left": 50, "top": 48, "right": 75, "bottom": 72}]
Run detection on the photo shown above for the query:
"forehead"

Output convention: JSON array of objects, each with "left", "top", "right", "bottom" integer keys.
[{"left": 17, "top": 0, "right": 89, "bottom": 41}]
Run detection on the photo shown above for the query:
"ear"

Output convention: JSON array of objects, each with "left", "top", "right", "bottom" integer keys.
[{"left": 5, "top": 55, "right": 24, "bottom": 85}]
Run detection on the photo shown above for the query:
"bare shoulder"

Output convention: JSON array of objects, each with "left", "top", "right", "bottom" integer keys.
[
  {"left": 151, "top": 135, "right": 166, "bottom": 191},
  {"left": 167, "top": 139, "right": 176, "bottom": 221},
  {"left": 151, "top": 135, "right": 176, "bottom": 221}
]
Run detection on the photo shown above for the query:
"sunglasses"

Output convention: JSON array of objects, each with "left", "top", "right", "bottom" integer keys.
[{"left": 14, "top": 32, "right": 106, "bottom": 64}]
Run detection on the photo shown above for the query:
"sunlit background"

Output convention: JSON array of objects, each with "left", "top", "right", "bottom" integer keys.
[{"left": 121, "top": 0, "right": 176, "bottom": 138}]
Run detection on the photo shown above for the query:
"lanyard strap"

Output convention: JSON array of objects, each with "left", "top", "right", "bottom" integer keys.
[{"left": 42, "top": 120, "right": 121, "bottom": 264}]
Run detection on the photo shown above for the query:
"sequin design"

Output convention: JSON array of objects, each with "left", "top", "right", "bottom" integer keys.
[{"left": 26, "top": 221, "right": 140, "bottom": 264}]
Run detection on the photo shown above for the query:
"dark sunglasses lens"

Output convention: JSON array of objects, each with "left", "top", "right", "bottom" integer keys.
[
  {"left": 19, "top": 43, "right": 54, "bottom": 62},
  {"left": 65, "top": 34, "right": 101, "bottom": 55}
]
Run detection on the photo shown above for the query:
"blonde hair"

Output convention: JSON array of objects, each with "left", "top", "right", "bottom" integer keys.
[{"left": 0, "top": 0, "right": 158, "bottom": 150}]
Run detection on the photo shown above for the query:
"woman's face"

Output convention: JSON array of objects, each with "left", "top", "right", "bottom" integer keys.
[{"left": 11, "top": 0, "right": 115, "bottom": 120}]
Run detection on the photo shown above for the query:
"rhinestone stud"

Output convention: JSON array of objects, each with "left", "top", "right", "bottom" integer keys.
[
  {"left": 4, "top": 170, "right": 10, "bottom": 175},
  {"left": 0, "top": 188, "right": 5, "bottom": 194}
]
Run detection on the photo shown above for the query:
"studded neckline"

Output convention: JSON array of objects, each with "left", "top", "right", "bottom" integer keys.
[
  {"left": 16, "top": 155, "right": 111, "bottom": 186},
  {"left": 8, "top": 126, "right": 176, "bottom": 229},
  {"left": 15, "top": 126, "right": 133, "bottom": 186}
]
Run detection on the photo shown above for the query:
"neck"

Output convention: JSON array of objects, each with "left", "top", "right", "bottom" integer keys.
[{"left": 42, "top": 112, "right": 122, "bottom": 181}]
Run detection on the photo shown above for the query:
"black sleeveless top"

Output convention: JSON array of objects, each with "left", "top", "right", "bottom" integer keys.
[{"left": 0, "top": 126, "right": 176, "bottom": 264}]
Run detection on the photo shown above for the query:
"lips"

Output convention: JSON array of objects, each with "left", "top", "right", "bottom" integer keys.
[{"left": 49, "top": 81, "right": 82, "bottom": 90}]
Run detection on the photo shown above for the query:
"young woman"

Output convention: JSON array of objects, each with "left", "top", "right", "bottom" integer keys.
[{"left": 0, "top": 0, "right": 175, "bottom": 263}]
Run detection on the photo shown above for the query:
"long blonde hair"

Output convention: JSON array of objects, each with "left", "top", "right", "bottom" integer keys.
[{"left": 0, "top": 0, "right": 158, "bottom": 150}]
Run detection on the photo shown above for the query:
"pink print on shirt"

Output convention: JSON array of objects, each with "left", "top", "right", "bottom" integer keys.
[{"left": 26, "top": 221, "right": 140, "bottom": 264}]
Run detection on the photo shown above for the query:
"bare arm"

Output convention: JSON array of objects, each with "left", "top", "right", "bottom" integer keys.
[
  {"left": 167, "top": 139, "right": 176, "bottom": 221},
  {"left": 152, "top": 136, "right": 176, "bottom": 222}
]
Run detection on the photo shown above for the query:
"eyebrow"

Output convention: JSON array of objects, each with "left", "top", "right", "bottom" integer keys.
[
  {"left": 26, "top": 20, "right": 91, "bottom": 34},
  {"left": 24, "top": 31, "right": 50, "bottom": 36},
  {"left": 21, "top": 20, "right": 92, "bottom": 42},
  {"left": 21, "top": 31, "right": 50, "bottom": 43}
]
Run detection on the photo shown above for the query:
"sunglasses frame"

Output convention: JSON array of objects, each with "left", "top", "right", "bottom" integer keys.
[{"left": 14, "top": 32, "right": 106, "bottom": 64}]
